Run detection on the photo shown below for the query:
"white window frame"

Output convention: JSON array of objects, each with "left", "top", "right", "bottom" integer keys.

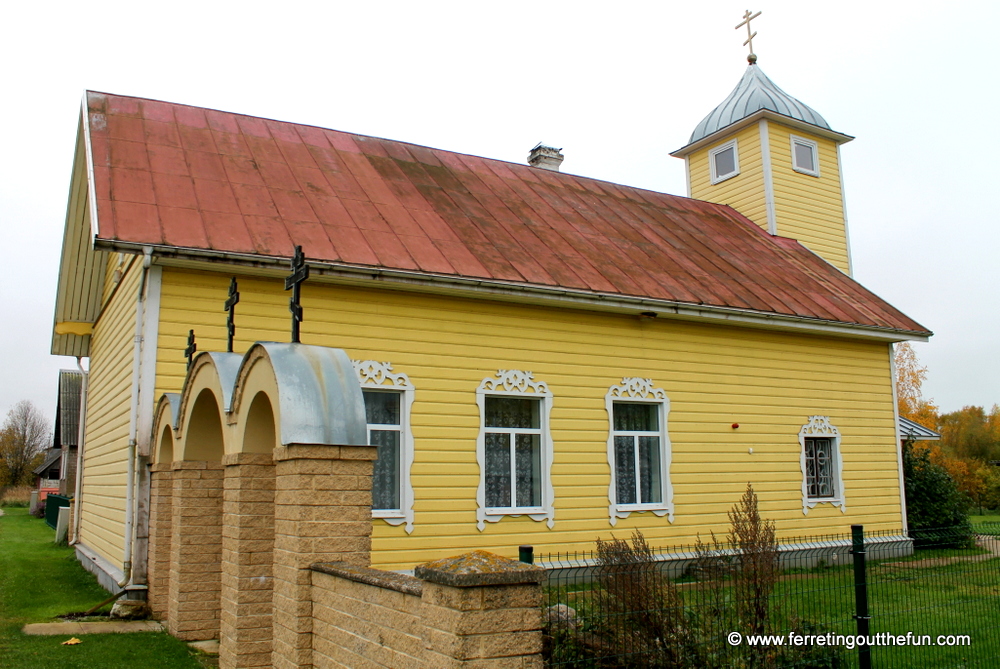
[
  {"left": 790, "top": 135, "right": 820, "bottom": 177},
  {"left": 709, "top": 139, "right": 740, "bottom": 184},
  {"left": 798, "top": 416, "right": 845, "bottom": 515},
  {"left": 353, "top": 360, "right": 416, "bottom": 534},
  {"left": 605, "top": 378, "right": 673, "bottom": 526},
  {"left": 476, "top": 370, "right": 555, "bottom": 531}
]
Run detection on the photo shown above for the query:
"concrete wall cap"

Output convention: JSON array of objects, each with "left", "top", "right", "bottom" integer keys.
[
  {"left": 312, "top": 561, "right": 423, "bottom": 597},
  {"left": 415, "top": 550, "right": 545, "bottom": 587}
]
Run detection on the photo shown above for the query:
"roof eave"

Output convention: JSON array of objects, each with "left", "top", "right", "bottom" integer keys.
[
  {"left": 96, "top": 240, "right": 932, "bottom": 344},
  {"left": 670, "top": 109, "right": 854, "bottom": 158},
  {"left": 50, "top": 102, "right": 107, "bottom": 358}
]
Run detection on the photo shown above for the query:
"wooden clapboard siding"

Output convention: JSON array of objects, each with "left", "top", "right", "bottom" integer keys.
[
  {"left": 768, "top": 122, "right": 850, "bottom": 273},
  {"left": 155, "top": 268, "right": 900, "bottom": 570},
  {"left": 79, "top": 253, "right": 141, "bottom": 564},
  {"left": 688, "top": 124, "right": 768, "bottom": 231}
]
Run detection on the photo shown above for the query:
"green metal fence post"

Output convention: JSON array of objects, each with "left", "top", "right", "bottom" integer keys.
[{"left": 851, "top": 524, "right": 872, "bottom": 669}]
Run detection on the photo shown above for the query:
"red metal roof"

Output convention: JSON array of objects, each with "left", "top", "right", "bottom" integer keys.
[{"left": 83, "top": 91, "right": 929, "bottom": 335}]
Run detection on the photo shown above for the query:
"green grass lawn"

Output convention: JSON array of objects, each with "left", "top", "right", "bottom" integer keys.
[
  {"left": 970, "top": 513, "right": 1000, "bottom": 536},
  {"left": 0, "top": 507, "right": 207, "bottom": 668}
]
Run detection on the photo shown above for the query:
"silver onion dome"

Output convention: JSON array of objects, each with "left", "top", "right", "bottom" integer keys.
[{"left": 689, "top": 64, "right": 830, "bottom": 144}]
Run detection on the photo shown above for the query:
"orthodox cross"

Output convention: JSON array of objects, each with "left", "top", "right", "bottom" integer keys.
[
  {"left": 736, "top": 9, "right": 762, "bottom": 62},
  {"left": 284, "top": 245, "right": 309, "bottom": 344},
  {"left": 185, "top": 329, "right": 197, "bottom": 370},
  {"left": 224, "top": 277, "right": 240, "bottom": 353}
]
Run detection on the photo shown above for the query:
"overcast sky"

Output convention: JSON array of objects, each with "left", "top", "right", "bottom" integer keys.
[{"left": 1, "top": 1, "right": 997, "bottom": 426}]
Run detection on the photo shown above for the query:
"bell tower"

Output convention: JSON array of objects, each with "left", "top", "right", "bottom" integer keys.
[{"left": 671, "top": 12, "right": 855, "bottom": 275}]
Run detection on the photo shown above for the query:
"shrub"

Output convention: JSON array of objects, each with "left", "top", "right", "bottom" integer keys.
[
  {"left": 690, "top": 484, "right": 780, "bottom": 669},
  {"left": 31, "top": 500, "right": 46, "bottom": 518},
  {"left": 903, "top": 440, "right": 975, "bottom": 547},
  {"left": 594, "top": 530, "right": 693, "bottom": 668}
]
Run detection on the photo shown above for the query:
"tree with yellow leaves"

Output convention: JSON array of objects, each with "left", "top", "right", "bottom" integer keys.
[{"left": 894, "top": 342, "right": 939, "bottom": 429}]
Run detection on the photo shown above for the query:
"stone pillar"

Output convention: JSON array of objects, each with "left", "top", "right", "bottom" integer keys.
[
  {"left": 416, "top": 551, "right": 546, "bottom": 668},
  {"left": 147, "top": 463, "right": 173, "bottom": 619},
  {"left": 220, "top": 453, "right": 276, "bottom": 669},
  {"left": 167, "top": 461, "right": 224, "bottom": 640},
  {"left": 271, "top": 444, "right": 376, "bottom": 669}
]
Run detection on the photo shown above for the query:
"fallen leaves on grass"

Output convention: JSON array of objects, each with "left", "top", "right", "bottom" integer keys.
[{"left": 61, "top": 637, "right": 82, "bottom": 645}]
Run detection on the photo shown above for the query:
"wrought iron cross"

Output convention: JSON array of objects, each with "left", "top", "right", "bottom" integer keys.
[
  {"left": 185, "top": 329, "right": 197, "bottom": 370},
  {"left": 224, "top": 277, "right": 240, "bottom": 353},
  {"left": 736, "top": 9, "right": 762, "bottom": 60},
  {"left": 284, "top": 245, "right": 309, "bottom": 344}
]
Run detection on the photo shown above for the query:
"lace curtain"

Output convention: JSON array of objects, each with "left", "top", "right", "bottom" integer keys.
[
  {"left": 370, "top": 430, "right": 400, "bottom": 509},
  {"left": 515, "top": 434, "right": 541, "bottom": 507},
  {"left": 485, "top": 433, "right": 511, "bottom": 508},
  {"left": 615, "top": 437, "right": 637, "bottom": 504},
  {"left": 485, "top": 397, "right": 541, "bottom": 508},
  {"left": 613, "top": 402, "right": 658, "bottom": 431},
  {"left": 364, "top": 391, "right": 401, "bottom": 510},
  {"left": 613, "top": 403, "right": 662, "bottom": 505},
  {"left": 486, "top": 397, "right": 539, "bottom": 428}
]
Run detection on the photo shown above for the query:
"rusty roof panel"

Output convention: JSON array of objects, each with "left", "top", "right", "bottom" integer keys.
[
  {"left": 160, "top": 207, "right": 210, "bottom": 249},
  {"left": 82, "top": 92, "right": 930, "bottom": 335}
]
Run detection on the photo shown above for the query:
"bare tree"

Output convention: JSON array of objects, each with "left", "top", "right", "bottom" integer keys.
[{"left": 0, "top": 400, "right": 51, "bottom": 486}]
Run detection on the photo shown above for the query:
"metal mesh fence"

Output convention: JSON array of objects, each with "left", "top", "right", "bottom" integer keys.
[{"left": 539, "top": 524, "right": 1000, "bottom": 668}]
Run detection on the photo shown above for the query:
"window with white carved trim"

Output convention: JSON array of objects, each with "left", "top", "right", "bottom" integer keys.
[
  {"left": 798, "top": 416, "right": 845, "bottom": 514},
  {"left": 710, "top": 139, "right": 740, "bottom": 184},
  {"left": 606, "top": 378, "right": 673, "bottom": 526},
  {"left": 476, "top": 370, "right": 554, "bottom": 531},
  {"left": 791, "top": 135, "right": 820, "bottom": 177},
  {"left": 353, "top": 361, "right": 415, "bottom": 533}
]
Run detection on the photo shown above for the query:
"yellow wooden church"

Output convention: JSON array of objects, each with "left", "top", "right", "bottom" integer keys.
[{"left": 52, "top": 53, "right": 929, "bottom": 607}]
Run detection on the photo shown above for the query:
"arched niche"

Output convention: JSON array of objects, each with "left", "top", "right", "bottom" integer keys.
[
  {"left": 158, "top": 425, "right": 175, "bottom": 464},
  {"left": 151, "top": 393, "right": 180, "bottom": 465},
  {"left": 230, "top": 347, "right": 282, "bottom": 455},
  {"left": 183, "top": 389, "right": 225, "bottom": 462},
  {"left": 175, "top": 353, "right": 232, "bottom": 462},
  {"left": 242, "top": 392, "right": 277, "bottom": 454}
]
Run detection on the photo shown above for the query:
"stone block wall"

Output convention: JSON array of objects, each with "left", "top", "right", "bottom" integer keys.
[
  {"left": 147, "top": 464, "right": 173, "bottom": 619},
  {"left": 311, "top": 566, "right": 424, "bottom": 668},
  {"left": 167, "top": 461, "right": 224, "bottom": 640},
  {"left": 146, "top": 444, "right": 546, "bottom": 668},
  {"left": 310, "top": 551, "right": 545, "bottom": 668},
  {"left": 272, "top": 445, "right": 377, "bottom": 669},
  {"left": 220, "top": 454, "right": 276, "bottom": 668}
]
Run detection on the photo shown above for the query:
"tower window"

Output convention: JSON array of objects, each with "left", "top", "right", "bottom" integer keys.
[
  {"left": 791, "top": 136, "right": 820, "bottom": 176},
  {"left": 709, "top": 140, "right": 740, "bottom": 184}
]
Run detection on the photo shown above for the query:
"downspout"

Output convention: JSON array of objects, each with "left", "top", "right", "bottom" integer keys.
[
  {"left": 119, "top": 248, "right": 152, "bottom": 587},
  {"left": 70, "top": 356, "right": 88, "bottom": 545}
]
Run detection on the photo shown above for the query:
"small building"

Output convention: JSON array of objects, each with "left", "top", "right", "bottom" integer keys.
[
  {"left": 53, "top": 369, "right": 84, "bottom": 496},
  {"left": 51, "top": 50, "right": 931, "bottom": 661},
  {"left": 32, "top": 450, "right": 62, "bottom": 502}
]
